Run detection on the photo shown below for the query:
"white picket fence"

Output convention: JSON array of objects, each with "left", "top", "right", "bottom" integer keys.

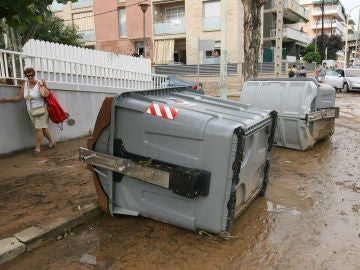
[
  {"left": 23, "top": 39, "right": 151, "bottom": 74},
  {"left": 0, "top": 40, "right": 168, "bottom": 91}
]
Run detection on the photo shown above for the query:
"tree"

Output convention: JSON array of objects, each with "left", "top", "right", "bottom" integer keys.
[
  {"left": 242, "top": 0, "right": 268, "bottom": 81},
  {"left": 303, "top": 51, "right": 321, "bottom": 64},
  {"left": 302, "top": 43, "right": 321, "bottom": 64},
  {"left": 0, "top": 0, "right": 49, "bottom": 29},
  {"left": 314, "top": 34, "right": 342, "bottom": 61},
  {"left": 0, "top": 0, "right": 77, "bottom": 47},
  {"left": 32, "top": 16, "right": 83, "bottom": 47},
  {"left": 326, "top": 35, "right": 342, "bottom": 60}
]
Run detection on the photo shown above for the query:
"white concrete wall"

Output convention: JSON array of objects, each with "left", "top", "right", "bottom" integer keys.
[{"left": 0, "top": 84, "right": 118, "bottom": 155}]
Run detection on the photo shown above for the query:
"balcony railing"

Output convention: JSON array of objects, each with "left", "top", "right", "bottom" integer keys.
[
  {"left": 283, "top": 27, "right": 308, "bottom": 43},
  {"left": 264, "top": 26, "right": 308, "bottom": 43},
  {"left": 283, "top": 0, "right": 309, "bottom": 21},
  {"left": 312, "top": 5, "right": 345, "bottom": 21},
  {"left": 153, "top": 18, "right": 186, "bottom": 35},
  {"left": 311, "top": 20, "right": 344, "bottom": 32},
  {"left": 71, "top": 0, "right": 93, "bottom": 9},
  {"left": 264, "top": 0, "right": 309, "bottom": 21},
  {"left": 203, "top": 57, "right": 221, "bottom": 65}
]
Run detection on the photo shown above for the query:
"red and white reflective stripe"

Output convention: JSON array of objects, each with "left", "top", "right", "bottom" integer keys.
[{"left": 146, "top": 104, "right": 179, "bottom": 120}]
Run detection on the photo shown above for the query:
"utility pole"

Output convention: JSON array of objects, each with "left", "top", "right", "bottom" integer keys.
[
  {"left": 274, "top": 0, "right": 284, "bottom": 78},
  {"left": 321, "top": 0, "right": 325, "bottom": 62},
  {"left": 220, "top": 0, "right": 228, "bottom": 99},
  {"left": 139, "top": 3, "right": 149, "bottom": 58}
]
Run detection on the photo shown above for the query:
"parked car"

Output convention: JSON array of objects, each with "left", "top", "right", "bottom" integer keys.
[
  {"left": 323, "top": 69, "right": 344, "bottom": 91},
  {"left": 338, "top": 69, "right": 360, "bottom": 93},
  {"left": 166, "top": 76, "right": 203, "bottom": 92}
]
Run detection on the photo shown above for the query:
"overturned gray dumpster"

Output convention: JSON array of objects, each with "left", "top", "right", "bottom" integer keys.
[
  {"left": 239, "top": 78, "right": 339, "bottom": 150},
  {"left": 79, "top": 87, "right": 277, "bottom": 234}
]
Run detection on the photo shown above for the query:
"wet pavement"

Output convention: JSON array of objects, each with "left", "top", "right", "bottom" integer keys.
[{"left": 1, "top": 93, "right": 359, "bottom": 270}]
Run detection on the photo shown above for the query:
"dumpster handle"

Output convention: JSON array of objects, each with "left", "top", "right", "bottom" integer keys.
[{"left": 267, "top": 110, "right": 278, "bottom": 152}]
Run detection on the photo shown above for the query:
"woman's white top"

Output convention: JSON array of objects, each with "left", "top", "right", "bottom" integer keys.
[{"left": 23, "top": 81, "right": 45, "bottom": 110}]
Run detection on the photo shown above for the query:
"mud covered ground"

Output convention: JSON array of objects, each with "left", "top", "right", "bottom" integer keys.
[
  {"left": 0, "top": 138, "right": 97, "bottom": 240},
  {"left": 1, "top": 92, "right": 359, "bottom": 270}
]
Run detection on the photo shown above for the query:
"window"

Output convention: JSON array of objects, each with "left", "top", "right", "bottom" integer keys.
[
  {"left": 203, "top": 1, "right": 221, "bottom": 31},
  {"left": 118, "top": 8, "right": 127, "bottom": 37},
  {"left": 204, "top": 41, "right": 221, "bottom": 64},
  {"left": 165, "top": 7, "right": 185, "bottom": 21},
  {"left": 136, "top": 42, "right": 144, "bottom": 57},
  {"left": 79, "top": 30, "right": 95, "bottom": 42},
  {"left": 72, "top": 11, "right": 94, "bottom": 30}
]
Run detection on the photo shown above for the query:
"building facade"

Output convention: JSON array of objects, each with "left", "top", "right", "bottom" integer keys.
[
  {"left": 299, "top": 0, "right": 347, "bottom": 39},
  {"left": 152, "top": 0, "right": 244, "bottom": 65},
  {"left": 93, "top": 0, "right": 152, "bottom": 57},
  {"left": 262, "top": 0, "right": 309, "bottom": 62},
  {"left": 50, "top": 0, "right": 96, "bottom": 48},
  {"left": 50, "top": 0, "right": 316, "bottom": 68}
]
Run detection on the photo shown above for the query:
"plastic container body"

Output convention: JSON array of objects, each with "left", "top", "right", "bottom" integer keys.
[
  {"left": 86, "top": 88, "right": 276, "bottom": 233},
  {"left": 239, "top": 78, "right": 338, "bottom": 150}
]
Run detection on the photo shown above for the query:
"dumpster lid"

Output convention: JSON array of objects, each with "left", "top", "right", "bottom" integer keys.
[{"left": 240, "top": 78, "right": 319, "bottom": 118}]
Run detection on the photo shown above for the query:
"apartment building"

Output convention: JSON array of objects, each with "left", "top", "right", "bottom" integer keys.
[
  {"left": 299, "top": 0, "right": 347, "bottom": 39},
  {"left": 152, "top": 0, "right": 244, "bottom": 65},
  {"left": 263, "top": 0, "right": 309, "bottom": 62},
  {"left": 50, "top": 0, "right": 96, "bottom": 48},
  {"left": 50, "top": 0, "right": 314, "bottom": 69},
  {"left": 92, "top": 0, "right": 152, "bottom": 56}
]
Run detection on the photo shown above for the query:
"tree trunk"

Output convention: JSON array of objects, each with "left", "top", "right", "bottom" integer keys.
[{"left": 242, "top": 0, "right": 268, "bottom": 81}]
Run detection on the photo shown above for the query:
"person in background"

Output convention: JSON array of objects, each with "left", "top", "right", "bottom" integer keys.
[
  {"left": 213, "top": 50, "right": 220, "bottom": 57},
  {"left": 288, "top": 66, "right": 295, "bottom": 78},
  {"left": 0, "top": 67, "right": 55, "bottom": 155},
  {"left": 315, "top": 64, "right": 320, "bottom": 81},
  {"left": 292, "top": 64, "right": 299, "bottom": 77},
  {"left": 298, "top": 66, "right": 307, "bottom": 77},
  {"left": 334, "top": 64, "right": 344, "bottom": 77},
  {"left": 317, "top": 62, "right": 327, "bottom": 83}
]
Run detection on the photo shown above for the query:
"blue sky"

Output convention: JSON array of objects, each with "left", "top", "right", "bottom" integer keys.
[{"left": 342, "top": 0, "right": 360, "bottom": 28}]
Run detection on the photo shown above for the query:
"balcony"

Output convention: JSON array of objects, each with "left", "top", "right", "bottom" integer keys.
[
  {"left": 264, "top": 0, "right": 309, "bottom": 22},
  {"left": 153, "top": 18, "right": 186, "bottom": 35},
  {"left": 203, "top": 57, "right": 221, "bottom": 64},
  {"left": 71, "top": 0, "right": 93, "bottom": 9},
  {"left": 264, "top": 26, "right": 309, "bottom": 44},
  {"left": 312, "top": 5, "right": 345, "bottom": 21},
  {"left": 311, "top": 20, "right": 344, "bottom": 33},
  {"left": 283, "top": 27, "right": 308, "bottom": 43}
]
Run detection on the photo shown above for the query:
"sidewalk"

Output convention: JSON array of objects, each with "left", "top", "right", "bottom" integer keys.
[{"left": 0, "top": 137, "right": 101, "bottom": 264}]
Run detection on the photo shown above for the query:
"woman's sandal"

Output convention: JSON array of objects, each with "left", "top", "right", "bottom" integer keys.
[
  {"left": 33, "top": 150, "right": 41, "bottom": 155},
  {"left": 48, "top": 143, "right": 56, "bottom": 149}
]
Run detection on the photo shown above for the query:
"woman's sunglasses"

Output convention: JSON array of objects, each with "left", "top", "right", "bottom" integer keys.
[{"left": 25, "top": 74, "right": 35, "bottom": 78}]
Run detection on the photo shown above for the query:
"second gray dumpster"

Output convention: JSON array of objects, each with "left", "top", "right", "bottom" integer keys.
[
  {"left": 80, "top": 87, "right": 277, "bottom": 234},
  {"left": 239, "top": 78, "right": 339, "bottom": 150}
]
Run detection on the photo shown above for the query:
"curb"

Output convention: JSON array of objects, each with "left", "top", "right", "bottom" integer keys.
[{"left": 0, "top": 203, "right": 102, "bottom": 265}]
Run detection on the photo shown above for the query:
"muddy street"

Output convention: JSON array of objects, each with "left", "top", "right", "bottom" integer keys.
[{"left": 1, "top": 93, "right": 360, "bottom": 270}]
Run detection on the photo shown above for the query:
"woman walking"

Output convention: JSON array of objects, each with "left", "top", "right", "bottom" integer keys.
[{"left": 0, "top": 67, "right": 55, "bottom": 155}]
